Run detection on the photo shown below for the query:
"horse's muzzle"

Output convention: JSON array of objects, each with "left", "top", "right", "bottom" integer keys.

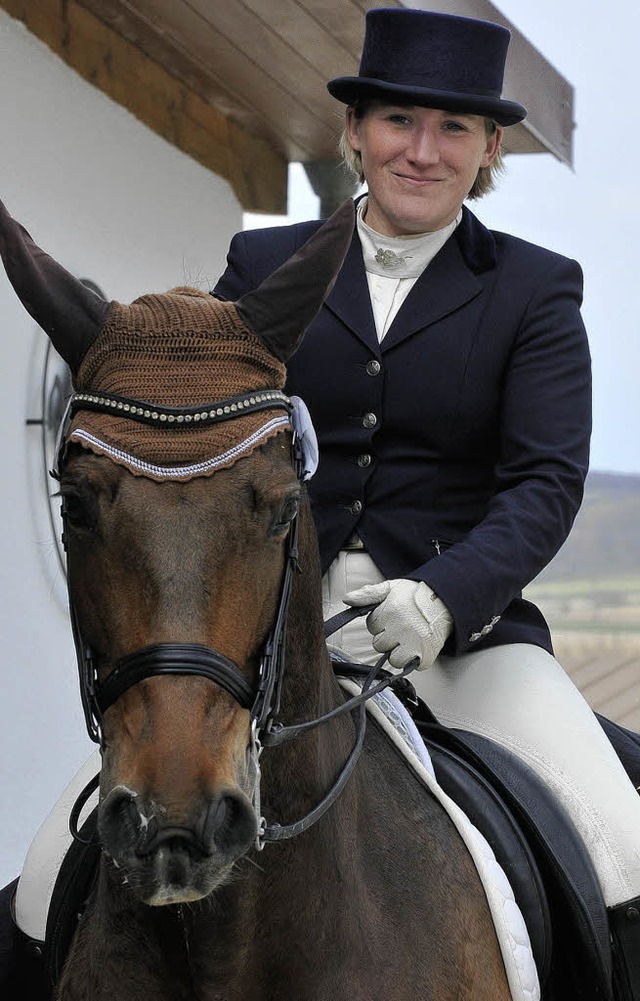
[{"left": 98, "top": 785, "right": 258, "bottom": 904}]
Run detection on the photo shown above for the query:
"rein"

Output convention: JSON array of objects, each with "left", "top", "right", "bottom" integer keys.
[{"left": 61, "top": 387, "right": 417, "bottom": 848}]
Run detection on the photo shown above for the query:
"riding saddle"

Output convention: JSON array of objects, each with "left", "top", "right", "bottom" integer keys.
[{"left": 340, "top": 664, "right": 619, "bottom": 1001}]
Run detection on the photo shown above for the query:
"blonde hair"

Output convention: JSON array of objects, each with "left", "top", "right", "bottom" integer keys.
[{"left": 339, "top": 104, "right": 504, "bottom": 200}]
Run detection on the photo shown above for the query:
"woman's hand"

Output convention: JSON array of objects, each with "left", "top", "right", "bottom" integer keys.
[{"left": 344, "top": 579, "right": 453, "bottom": 670}]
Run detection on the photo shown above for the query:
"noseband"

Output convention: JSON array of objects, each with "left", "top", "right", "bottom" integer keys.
[{"left": 60, "top": 388, "right": 416, "bottom": 847}]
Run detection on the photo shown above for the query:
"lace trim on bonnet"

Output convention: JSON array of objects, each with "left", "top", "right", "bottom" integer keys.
[{"left": 65, "top": 288, "right": 291, "bottom": 481}]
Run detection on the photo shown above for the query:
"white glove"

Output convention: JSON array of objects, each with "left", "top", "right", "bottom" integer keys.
[{"left": 344, "top": 579, "right": 453, "bottom": 671}]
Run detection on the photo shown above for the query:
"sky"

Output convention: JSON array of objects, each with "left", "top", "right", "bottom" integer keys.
[{"left": 246, "top": 0, "right": 640, "bottom": 477}]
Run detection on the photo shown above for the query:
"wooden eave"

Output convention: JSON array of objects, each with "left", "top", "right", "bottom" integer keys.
[{"left": 2, "top": 0, "right": 575, "bottom": 214}]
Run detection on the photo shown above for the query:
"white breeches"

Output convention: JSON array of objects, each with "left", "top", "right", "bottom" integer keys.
[{"left": 323, "top": 550, "right": 640, "bottom": 908}]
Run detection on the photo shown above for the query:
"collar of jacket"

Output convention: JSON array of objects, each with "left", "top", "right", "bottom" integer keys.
[
  {"left": 324, "top": 203, "right": 497, "bottom": 352},
  {"left": 455, "top": 204, "right": 498, "bottom": 274}
]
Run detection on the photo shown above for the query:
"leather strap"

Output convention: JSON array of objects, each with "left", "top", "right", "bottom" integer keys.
[
  {"left": 323, "top": 603, "right": 372, "bottom": 638},
  {"left": 96, "top": 644, "right": 253, "bottom": 714}
]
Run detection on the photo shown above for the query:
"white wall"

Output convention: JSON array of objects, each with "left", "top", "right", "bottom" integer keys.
[{"left": 0, "top": 9, "right": 243, "bottom": 886}]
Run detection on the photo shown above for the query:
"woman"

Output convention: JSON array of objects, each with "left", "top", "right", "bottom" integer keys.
[{"left": 213, "top": 8, "right": 640, "bottom": 996}]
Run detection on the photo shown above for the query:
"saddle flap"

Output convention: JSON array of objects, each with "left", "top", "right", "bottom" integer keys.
[{"left": 419, "top": 720, "right": 613, "bottom": 1001}]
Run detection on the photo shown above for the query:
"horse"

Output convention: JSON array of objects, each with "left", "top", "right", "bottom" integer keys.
[{"left": 0, "top": 198, "right": 512, "bottom": 1000}]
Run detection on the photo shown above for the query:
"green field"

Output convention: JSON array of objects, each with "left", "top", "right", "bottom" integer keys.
[{"left": 525, "top": 575, "right": 640, "bottom": 635}]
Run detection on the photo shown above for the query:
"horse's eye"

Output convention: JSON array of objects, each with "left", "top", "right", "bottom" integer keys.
[
  {"left": 61, "top": 486, "right": 98, "bottom": 533},
  {"left": 272, "top": 495, "right": 299, "bottom": 536}
]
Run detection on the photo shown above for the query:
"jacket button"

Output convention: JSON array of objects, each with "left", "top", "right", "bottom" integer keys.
[
  {"left": 366, "top": 360, "right": 381, "bottom": 376},
  {"left": 350, "top": 500, "right": 363, "bottom": 515},
  {"left": 362, "top": 412, "right": 377, "bottom": 428},
  {"left": 357, "top": 453, "right": 372, "bottom": 468}
]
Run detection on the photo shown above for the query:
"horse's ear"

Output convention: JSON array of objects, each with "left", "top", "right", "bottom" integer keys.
[
  {"left": 235, "top": 199, "right": 355, "bottom": 362},
  {"left": 0, "top": 200, "right": 109, "bottom": 373}
]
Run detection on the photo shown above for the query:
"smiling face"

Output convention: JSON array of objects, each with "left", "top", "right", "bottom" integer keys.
[{"left": 346, "top": 102, "right": 503, "bottom": 237}]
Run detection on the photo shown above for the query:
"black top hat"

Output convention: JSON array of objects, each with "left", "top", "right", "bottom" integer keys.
[{"left": 327, "top": 8, "right": 526, "bottom": 127}]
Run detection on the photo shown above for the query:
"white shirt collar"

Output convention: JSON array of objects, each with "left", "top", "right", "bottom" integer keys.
[{"left": 356, "top": 196, "right": 461, "bottom": 279}]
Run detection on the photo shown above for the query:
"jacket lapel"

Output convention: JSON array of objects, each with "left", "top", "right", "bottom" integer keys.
[
  {"left": 381, "top": 207, "right": 496, "bottom": 351},
  {"left": 324, "top": 205, "right": 497, "bottom": 354},
  {"left": 324, "top": 232, "right": 380, "bottom": 353}
]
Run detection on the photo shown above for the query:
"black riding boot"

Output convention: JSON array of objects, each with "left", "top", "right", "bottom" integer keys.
[{"left": 610, "top": 895, "right": 640, "bottom": 1001}]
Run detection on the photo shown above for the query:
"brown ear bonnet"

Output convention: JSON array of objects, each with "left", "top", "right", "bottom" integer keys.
[
  {"left": 67, "top": 292, "right": 289, "bottom": 478},
  {"left": 0, "top": 199, "right": 355, "bottom": 480}
]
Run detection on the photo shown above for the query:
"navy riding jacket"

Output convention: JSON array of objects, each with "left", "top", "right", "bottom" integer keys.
[{"left": 213, "top": 205, "right": 591, "bottom": 657}]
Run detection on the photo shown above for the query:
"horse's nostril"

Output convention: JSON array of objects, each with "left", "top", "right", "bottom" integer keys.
[
  {"left": 99, "top": 787, "right": 150, "bottom": 855},
  {"left": 209, "top": 796, "right": 228, "bottom": 831},
  {"left": 204, "top": 792, "right": 257, "bottom": 856}
]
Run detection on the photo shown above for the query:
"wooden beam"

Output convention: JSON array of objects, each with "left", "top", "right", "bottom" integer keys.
[{"left": 0, "top": 0, "right": 287, "bottom": 212}]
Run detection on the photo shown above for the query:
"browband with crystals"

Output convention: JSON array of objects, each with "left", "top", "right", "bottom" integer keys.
[
  {"left": 53, "top": 390, "right": 320, "bottom": 482},
  {"left": 68, "top": 388, "right": 292, "bottom": 427}
]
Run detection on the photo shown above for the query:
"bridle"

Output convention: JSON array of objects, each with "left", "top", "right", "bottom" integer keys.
[{"left": 59, "top": 388, "right": 416, "bottom": 848}]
